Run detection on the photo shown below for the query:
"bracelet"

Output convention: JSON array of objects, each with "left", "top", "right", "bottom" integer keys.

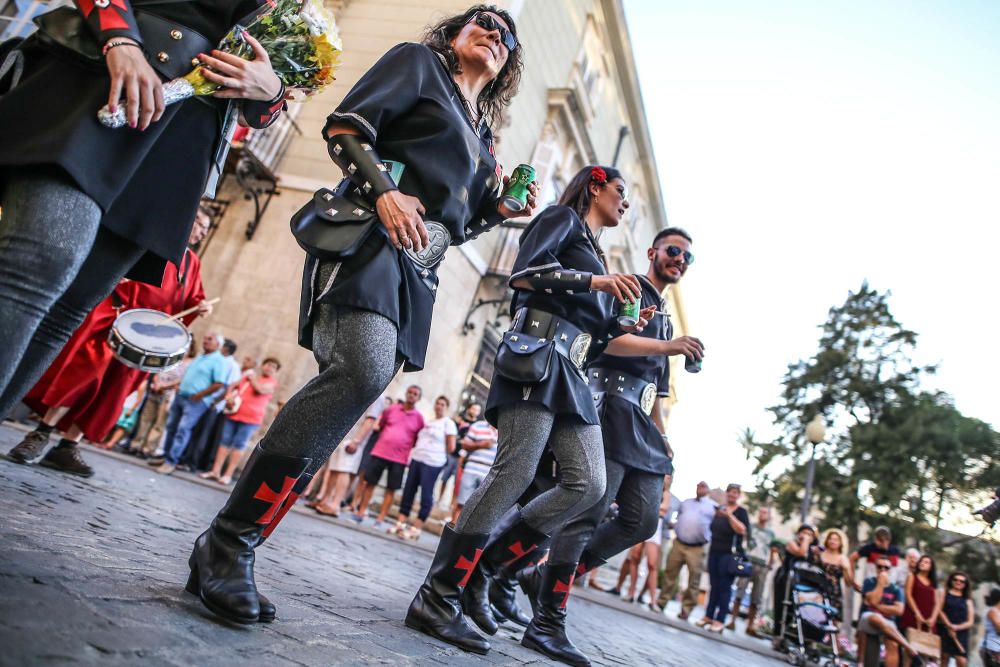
[{"left": 103, "top": 39, "right": 140, "bottom": 57}]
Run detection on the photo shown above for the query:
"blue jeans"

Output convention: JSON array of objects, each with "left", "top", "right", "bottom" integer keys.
[
  {"left": 398, "top": 460, "right": 444, "bottom": 522},
  {"left": 163, "top": 396, "right": 211, "bottom": 464},
  {"left": 220, "top": 418, "right": 260, "bottom": 451},
  {"left": 705, "top": 551, "right": 737, "bottom": 623}
]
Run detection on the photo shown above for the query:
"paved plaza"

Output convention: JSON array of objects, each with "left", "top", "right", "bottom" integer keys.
[{"left": 0, "top": 424, "right": 787, "bottom": 667}]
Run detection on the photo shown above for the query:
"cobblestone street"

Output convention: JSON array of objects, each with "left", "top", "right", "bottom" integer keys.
[{"left": 0, "top": 425, "right": 786, "bottom": 667}]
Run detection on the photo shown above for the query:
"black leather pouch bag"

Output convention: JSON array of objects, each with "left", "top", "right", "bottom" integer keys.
[
  {"left": 289, "top": 180, "right": 380, "bottom": 260},
  {"left": 494, "top": 331, "right": 555, "bottom": 385}
]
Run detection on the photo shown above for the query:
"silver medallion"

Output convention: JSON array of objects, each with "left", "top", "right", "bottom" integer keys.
[
  {"left": 404, "top": 220, "right": 451, "bottom": 268},
  {"left": 569, "top": 333, "right": 592, "bottom": 369},
  {"left": 640, "top": 383, "right": 657, "bottom": 415}
]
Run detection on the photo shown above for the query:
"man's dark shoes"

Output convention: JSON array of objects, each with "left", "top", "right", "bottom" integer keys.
[
  {"left": 405, "top": 525, "right": 490, "bottom": 654},
  {"left": 8, "top": 429, "right": 51, "bottom": 464},
  {"left": 186, "top": 445, "right": 310, "bottom": 624},
  {"left": 489, "top": 571, "right": 531, "bottom": 626},
  {"left": 39, "top": 444, "right": 94, "bottom": 477},
  {"left": 253, "top": 471, "right": 313, "bottom": 623},
  {"left": 521, "top": 562, "right": 591, "bottom": 667}
]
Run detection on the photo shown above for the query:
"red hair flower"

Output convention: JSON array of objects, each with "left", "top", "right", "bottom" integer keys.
[{"left": 590, "top": 166, "right": 607, "bottom": 184}]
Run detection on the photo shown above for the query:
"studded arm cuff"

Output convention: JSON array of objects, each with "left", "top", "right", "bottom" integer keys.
[
  {"left": 524, "top": 269, "right": 593, "bottom": 294},
  {"left": 326, "top": 133, "right": 397, "bottom": 201}
]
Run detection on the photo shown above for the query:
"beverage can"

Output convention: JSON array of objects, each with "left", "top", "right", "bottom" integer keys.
[
  {"left": 500, "top": 163, "right": 536, "bottom": 212},
  {"left": 685, "top": 355, "right": 702, "bottom": 373},
  {"left": 617, "top": 298, "right": 640, "bottom": 328}
]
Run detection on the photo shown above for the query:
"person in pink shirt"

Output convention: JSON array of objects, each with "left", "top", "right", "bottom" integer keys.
[
  {"left": 201, "top": 358, "right": 280, "bottom": 485},
  {"left": 350, "top": 385, "right": 425, "bottom": 529}
]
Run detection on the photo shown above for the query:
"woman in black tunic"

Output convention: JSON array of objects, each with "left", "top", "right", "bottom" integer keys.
[
  {"left": 185, "top": 6, "right": 529, "bottom": 626},
  {"left": 0, "top": 0, "right": 286, "bottom": 471}
]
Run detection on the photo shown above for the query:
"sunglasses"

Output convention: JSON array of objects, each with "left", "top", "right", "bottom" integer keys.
[
  {"left": 473, "top": 12, "right": 517, "bottom": 52},
  {"left": 659, "top": 244, "right": 695, "bottom": 266},
  {"left": 954, "top": 578, "right": 967, "bottom": 584},
  {"left": 876, "top": 565, "right": 892, "bottom": 572}
]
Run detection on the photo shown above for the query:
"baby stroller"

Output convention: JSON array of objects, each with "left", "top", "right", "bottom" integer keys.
[{"left": 775, "top": 561, "right": 842, "bottom": 667}]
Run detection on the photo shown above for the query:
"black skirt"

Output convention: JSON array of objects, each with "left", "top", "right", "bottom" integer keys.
[
  {"left": 485, "top": 353, "right": 598, "bottom": 427},
  {"left": 599, "top": 394, "right": 673, "bottom": 475}
]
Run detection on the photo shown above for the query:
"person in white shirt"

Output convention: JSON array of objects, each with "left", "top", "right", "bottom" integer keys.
[{"left": 391, "top": 396, "right": 457, "bottom": 539}]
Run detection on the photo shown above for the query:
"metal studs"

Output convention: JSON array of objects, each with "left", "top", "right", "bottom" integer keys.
[
  {"left": 190, "top": 57, "right": 200, "bottom": 67},
  {"left": 157, "top": 51, "right": 170, "bottom": 63},
  {"left": 347, "top": 163, "right": 357, "bottom": 174},
  {"left": 544, "top": 288, "right": 553, "bottom": 294},
  {"left": 592, "top": 371, "right": 599, "bottom": 377},
  {"left": 617, "top": 386, "right": 624, "bottom": 392},
  {"left": 362, "top": 182, "right": 372, "bottom": 192},
  {"left": 554, "top": 272, "right": 562, "bottom": 279},
  {"left": 170, "top": 29, "right": 182, "bottom": 40},
  {"left": 322, "top": 192, "right": 334, "bottom": 201},
  {"left": 420, "top": 269, "right": 429, "bottom": 278},
  {"left": 361, "top": 143, "right": 372, "bottom": 150},
  {"left": 560, "top": 333, "right": 568, "bottom": 341},
  {"left": 333, "top": 144, "right": 342, "bottom": 155},
  {"left": 520, "top": 345, "right": 529, "bottom": 351},
  {"left": 325, "top": 208, "right": 338, "bottom": 216},
  {"left": 538, "top": 338, "right": 546, "bottom": 343},
  {"left": 376, "top": 163, "right": 387, "bottom": 171},
  {"left": 352, "top": 208, "right": 365, "bottom": 216},
  {"left": 530, "top": 320, "right": 540, "bottom": 328},
  {"left": 618, "top": 376, "right": 625, "bottom": 381},
  {"left": 510, "top": 335, "right": 518, "bottom": 341}
]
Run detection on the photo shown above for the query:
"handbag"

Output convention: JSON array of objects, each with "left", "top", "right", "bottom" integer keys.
[
  {"left": 906, "top": 623, "right": 941, "bottom": 657},
  {"left": 725, "top": 534, "right": 753, "bottom": 578},
  {"left": 289, "top": 180, "right": 380, "bottom": 260},
  {"left": 494, "top": 330, "right": 555, "bottom": 384}
]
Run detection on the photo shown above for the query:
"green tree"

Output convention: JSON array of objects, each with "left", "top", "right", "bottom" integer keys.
[{"left": 745, "top": 282, "right": 996, "bottom": 547}]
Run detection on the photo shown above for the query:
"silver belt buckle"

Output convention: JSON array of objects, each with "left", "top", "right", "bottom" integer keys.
[
  {"left": 404, "top": 220, "right": 451, "bottom": 268},
  {"left": 640, "top": 383, "right": 657, "bottom": 415},
  {"left": 569, "top": 333, "right": 592, "bottom": 369}
]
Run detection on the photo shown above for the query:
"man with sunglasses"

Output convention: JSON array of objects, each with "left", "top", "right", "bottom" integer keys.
[
  {"left": 858, "top": 556, "right": 926, "bottom": 667},
  {"left": 513, "top": 228, "right": 704, "bottom": 666}
]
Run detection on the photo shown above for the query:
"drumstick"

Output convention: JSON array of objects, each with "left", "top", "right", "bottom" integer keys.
[{"left": 167, "top": 297, "right": 221, "bottom": 322}]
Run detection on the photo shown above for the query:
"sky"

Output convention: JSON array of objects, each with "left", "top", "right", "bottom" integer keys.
[{"left": 623, "top": 0, "right": 1000, "bottom": 503}]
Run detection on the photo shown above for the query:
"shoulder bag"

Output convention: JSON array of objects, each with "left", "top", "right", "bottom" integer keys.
[{"left": 725, "top": 533, "right": 753, "bottom": 578}]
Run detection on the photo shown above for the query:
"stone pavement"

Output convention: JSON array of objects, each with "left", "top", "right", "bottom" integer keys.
[{"left": 0, "top": 424, "right": 787, "bottom": 667}]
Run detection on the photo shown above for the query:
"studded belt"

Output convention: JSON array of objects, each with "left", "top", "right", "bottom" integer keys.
[
  {"left": 588, "top": 366, "right": 658, "bottom": 415},
  {"left": 511, "top": 307, "right": 591, "bottom": 369}
]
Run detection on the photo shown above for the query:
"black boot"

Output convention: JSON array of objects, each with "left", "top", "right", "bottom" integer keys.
[
  {"left": 517, "top": 563, "right": 542, "bottom": 618},
  {"left": 488, "top": 533, "right": 550, "bottom": 627},
  {"left": 521, "top": 562, "right": 591, "bottom": 667},
  {"left": 252, "top": 471, "right": 314, "bottom": 623},
  {"left": 186, "top": 445, "right": 311, "bottom": 624},
  {"left": 462, "top": 507, "right": 547, "bottom": 634},
  {"left": 406, "top": 526, "right": 491, "bottom": 654}
]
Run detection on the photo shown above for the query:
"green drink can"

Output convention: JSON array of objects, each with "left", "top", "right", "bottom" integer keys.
[
  {"left": 685, "top": 355, "right": 702, "bottom": 373},
  {"left": 501, "top": 163, "right": 536, "bottom": 212},
  {"left": 618, "top": 298, "right": 640, "bottom": 328}
]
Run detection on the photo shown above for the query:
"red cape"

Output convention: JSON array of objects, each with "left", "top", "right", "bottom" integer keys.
[{"left": 24, "top": 250, "right": 206, "bottom": 441}]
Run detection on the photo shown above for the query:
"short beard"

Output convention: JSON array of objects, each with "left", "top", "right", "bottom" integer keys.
[{"left": 654, "top": 262, "right": 680, "bottom": 284}]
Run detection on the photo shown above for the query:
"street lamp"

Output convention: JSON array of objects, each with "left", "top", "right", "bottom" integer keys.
[{"left": 800, "top": 415, "right": 827, "bottom": 523}]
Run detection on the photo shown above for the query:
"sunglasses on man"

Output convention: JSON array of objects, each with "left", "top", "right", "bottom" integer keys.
[
  {"left": 472, "top": 12, "right": 517, "bottom": 52},
  {"left": 658, "top": 244, "right": 695, "bottom": 266},
  {"left": 876, "top": 565, "right": 892, "bottom": 572}
]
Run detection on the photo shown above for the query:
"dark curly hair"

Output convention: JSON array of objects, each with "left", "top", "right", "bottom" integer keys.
[{"left": 422, "top": 5, "right": 523, "bottom": 129}]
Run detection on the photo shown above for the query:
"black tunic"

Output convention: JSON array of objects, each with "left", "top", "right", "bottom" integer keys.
[
  {"left": 0, "top": 0, "right": 283, "bottom": 284},
  {"left": 592, "top": 274, "right": 673, "bottom": 475},
  {"left": 299, "top": 42, "right": 503, "bottom": 372},
  {"left": 485, "top": 205, "right": 615, "bottom": 426}
]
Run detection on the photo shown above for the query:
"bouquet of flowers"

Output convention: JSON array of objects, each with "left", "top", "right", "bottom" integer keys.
[{"left": 98, "top": 0, "right": 341, "bottom": 128}]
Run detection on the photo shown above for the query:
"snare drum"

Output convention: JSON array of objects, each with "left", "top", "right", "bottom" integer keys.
[{"left": 108, "top": 308, "right": 192, "bottom": 373}]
